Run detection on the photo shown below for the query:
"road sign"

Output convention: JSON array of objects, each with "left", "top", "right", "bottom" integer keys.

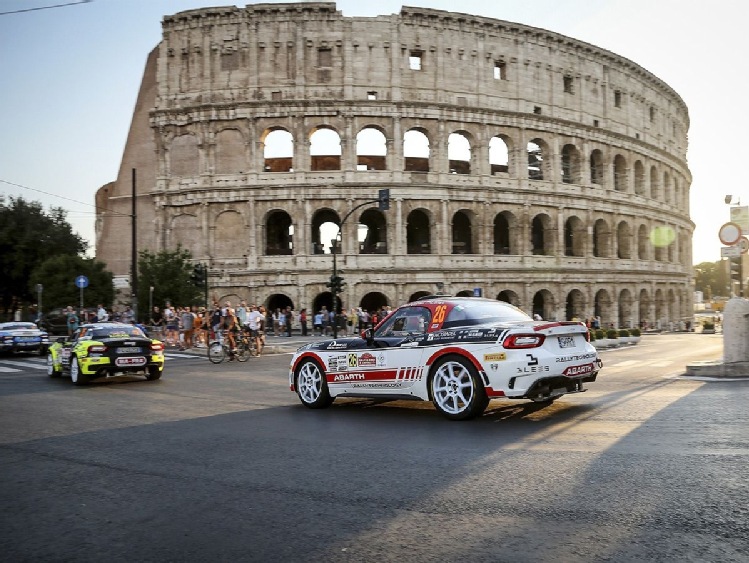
[
  {"left": 719, "top": 222, "right": 742, "bottom": 246},
  {"left": 721, "top": 246, "right": 741, "bottom": 258},
  {"left": 75, "top": 275, "right": 89, "bottom": 289}
]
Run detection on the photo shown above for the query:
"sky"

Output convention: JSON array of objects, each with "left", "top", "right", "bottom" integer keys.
[{"left": 1, "top": 0, "right": 747, "bottom": 265}]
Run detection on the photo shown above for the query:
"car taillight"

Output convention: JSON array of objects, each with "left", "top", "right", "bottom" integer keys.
[
  {"left": 151, "top": 342, "right": 165, "bottom": 352},
  {"left": 87, "top": 345, "right": 107, "bottom": 356},
  {"left": 503, "top": 334, "right": 545, "bottom": 349},
  {"left": 585, "top": 330, "right": 591, "bottom": 342}
]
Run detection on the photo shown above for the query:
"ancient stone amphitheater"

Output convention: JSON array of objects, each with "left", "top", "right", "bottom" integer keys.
[{"left": 95, "top": 2, "right": 693, "bottom": 327}]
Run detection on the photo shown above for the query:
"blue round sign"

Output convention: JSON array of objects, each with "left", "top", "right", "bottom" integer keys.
[{"left": 75, "top": 275, "right": 89, "bottom": 289}]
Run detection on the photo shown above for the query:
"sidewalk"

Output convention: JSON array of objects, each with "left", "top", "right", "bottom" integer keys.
[{"left": 169, "top": 331, "right": 350, "bottom": 357}]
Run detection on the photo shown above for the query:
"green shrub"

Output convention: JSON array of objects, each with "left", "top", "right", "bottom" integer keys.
[
  {"left": 588, "top": 330, "right": 596, "bottom": 341},
  {"left": 595, "top": 329, "right": 605, "bottom": 340},
  {"left": 606, "top": 329, "right": 618, "bottom": 339},
  {"left": 618, "top": 329, "right": 630, "bottom": 338},
  {"left": 702, "top": 321, "right": 715, "bottom": 330},
  {"left": 630, "top": 327, "right": 641, "bottom": 337}
]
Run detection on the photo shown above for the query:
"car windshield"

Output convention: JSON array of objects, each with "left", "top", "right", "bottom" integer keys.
[
  {"left": 1, "top": 323, "right": 38, "bottom": 331},
  {"left": 441, "top": 300, "right": 531, "bottom": 328},
  {"left": 91, "top": 326, "right": 146, "bottom": 340}
]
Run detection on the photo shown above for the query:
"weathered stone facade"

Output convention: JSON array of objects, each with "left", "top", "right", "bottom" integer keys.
[{"left": 95, "top": 2, "right": 693, "bottom": 327}]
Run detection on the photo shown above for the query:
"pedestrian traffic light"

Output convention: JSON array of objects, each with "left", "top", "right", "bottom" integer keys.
[
  {"left": 191, "top": 263, "right": 206, "bottom": 286},
  {"left": 378, "top": 188, "right": 390, "bottom": 211}
]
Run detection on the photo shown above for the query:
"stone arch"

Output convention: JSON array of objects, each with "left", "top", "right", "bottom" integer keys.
[
  {"left": 312, "top": 292, "right": 334, "bottom": 317},
  {"left": 214, "top": 210, "right": 245, "bottom": 258},
  {"left": 265, "top": 210, "right": 293, "bottom": 255},
  {"left": 564, "top": 215, "right": 585, "bottom": 257},
  {"left": 634, "top": 160, "right": 645, "bottom": 195},
  {"left": 561, "top": 143, "right": 581, "bottom": 184},
  {"left": 267, "top": 293, "right": 294, "bottom": 312},
  {"left": 497, "top": 290, "right": 520, "bottom": 308},
  {"left": 593, "top": 218, "right": 611, "bottom": 257},
  {"left": 618, "top": 288, "right": 634, "bottom": 328},
  {"left": 360, "top": 292, "right": 389, "bottom": 315},
  {"left": 565, "top": 289, "right": 586, "bottom": 321},
  {"left": 493, "top": 211, "right": 517, "bottom": 255},
  {"left": 613, "top": 154, "right": 628, "bottom": 191},
  {"left": 311, "top": 208, "right": 340, "bottom": 255},
  {"left": 170, "top": 134, "right": 200, "bottom": 177},
  {"left": 663, "top": 171, "right": 671, "bottom": 204},
  {"left": 649, "top": 165, "right": 659, "bottom": 199},
  {"left": 637, "top": 223, "right": 650, "bottom": 260},
  {"left": 654, "top": 288, "right": 666, "bottom": 328},
  {"left": 527, "top": 138, "right": 548, "bottom": 181},
  {"left": 451, "top": 210, "right": 474, "bottom": 254},
  {"left": 170, "top": 213, "right": 203, "bottom": 257},
  {"left": 448, "top": 131, "right": 472, "bottom": 174},
  {"left": 356, "top": 126, "right": 387, "bottom": 170},
  {"left": 358, "top": 208, "right": 388, "bottom": 254},
  {"left": 215, "top": 128, "right": 246, "bottom": 174},
  {"left": 262, "top": 128, "right": 294, "bottom": 172},
  {"left": 639, "top": 289, "right": 651, "bottom": 329},
  {"left": 489, "top": 135, "right": 510, "bottom": 175},
  {"left": 455, "top": 289, "right": 474, "bottom": 297},
  {"left": 531, "top": 213, "right": 554, "bottom": 255},
  {"left": 532, "top": 289, "right": 555, "bottom": 320},
  {"left": 590, "top": 149, "right": 604, "bottom": 185},
  {"left": 404, "top": 128, "right": 430, "bottom": 172},
  {"left": 617, "top": 221, "right": 632, "bottom": 259},
  {"left": 408, "top": 290, "right": 431, "bottom": 302},
  {"left": 309, "top": 126, "right": 341, "bottom": 171},
  {"left": 594, "top": 288, "right": 613, "bottom": 327},
  {"left": 406, "top": 208, "right": 431, "bottom": 254}
]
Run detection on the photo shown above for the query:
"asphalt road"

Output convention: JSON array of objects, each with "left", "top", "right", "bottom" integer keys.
[{"left": 1, "top": 333, "right": 747, "bottom": 562}]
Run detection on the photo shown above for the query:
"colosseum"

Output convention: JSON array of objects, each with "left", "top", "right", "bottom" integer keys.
[{"left": 95, "top": 2, "right": 693, "bottom": 328}]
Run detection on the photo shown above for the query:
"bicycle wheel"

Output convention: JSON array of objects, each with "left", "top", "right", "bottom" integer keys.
[
  {"left": 208, "top": 341, "right": 226, "bottom": 364},
  {"left": 235, "top": 340, "right": 252, "bottom": 362}
]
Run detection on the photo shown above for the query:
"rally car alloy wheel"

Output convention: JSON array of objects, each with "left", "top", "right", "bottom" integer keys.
[
  {"left": 295, "top": 358, "right": 333, "bottom": 409},
  {"left": 70, "top": 356, "right": 89, "bottom": 386},
  {"left": 46, "top": 353, "right": 61, "bottom": 378},
  {"left": 430, "top": 355, "right": 489, "bottom": 420}
]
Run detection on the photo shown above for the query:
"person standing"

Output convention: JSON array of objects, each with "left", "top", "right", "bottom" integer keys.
[
  {"left": 65, "top": 306, "right": 79, "bottom": 337},
  {"left": 96, "top": 304, "right": 109, "bottom": 323},
  {"left": 285, "top": 306, "right": 293, "bottom": 337},
  {"left": 237, "top": 300, "right": 248, "bottom": 328},
  {"left": 299, "top": 308, "right": 308, "bottom": 336}
]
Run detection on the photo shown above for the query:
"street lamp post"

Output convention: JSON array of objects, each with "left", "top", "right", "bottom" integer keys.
[{"left": 327, "top": 190, "right": 390, "bottom": 338}]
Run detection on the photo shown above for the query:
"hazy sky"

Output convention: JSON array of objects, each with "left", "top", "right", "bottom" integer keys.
[{"left": 1, "top": 0, "right": 747, "bottom": 265}]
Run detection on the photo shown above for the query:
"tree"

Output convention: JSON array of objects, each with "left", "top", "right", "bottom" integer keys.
[
  {"left": 30, "top": 254, "right": 114, "bottom": 311},
  {"left": 694, "top": 260, "right": 730, "bottom": 299},
  {"left": 0, "top": 196, "right": 88, "bottom": 317},
  {"left": 137, "top": 247, "right": 202, "bottom": 321}
]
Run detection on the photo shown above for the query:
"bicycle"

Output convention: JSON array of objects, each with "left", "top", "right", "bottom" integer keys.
[{"left": 207, "top": 328, "right": 256, "bottom": 363}]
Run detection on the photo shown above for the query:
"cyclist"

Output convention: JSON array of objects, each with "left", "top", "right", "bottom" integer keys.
[{"left": 225, "top": 305, "right": 239, "bottom": 360}]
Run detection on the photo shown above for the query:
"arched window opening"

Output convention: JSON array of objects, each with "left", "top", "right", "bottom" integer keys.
[
  {"left": 564, "top": 216, "right": 585, "bottom": 257},
  {"left": 311, "top": 209, "right": 340, "bottom": 255},
  {"left": 493, "top": 213, "right": 510, "bottom": 255},
  {"left": 310, "top": 127, "right": 341, "bottom": 171},
  {"left": 590, "top": 150, "right": 604, "bottom": 185},
  {"left": 593, "top": 219, "right": 611, "bottom": 258},
  {"left": 634, "top": 160, "right": 645, "bottom": 195},
  {"left": 565, "top": 290, "right": 585, "bottom": 321},
  {"left": 359, "top": 292, "right": 389, "bottom": 316},
  {"left": 619, "top": 289, "right": 633, "bottom": 328},
  {"left": 489, "top": 136, "right": 509, "bottom": 175},
  {"left": 448, "top": 132, "right": 471, "bottom": 174},
  {"left": 533, "top": 290, "right": 554, "bottom": 320},
  {"left": 358, "top": 208, "right": 388, "bottom": 254},
  {"left": 531, "top": 215, "right": 551, "bottom": 255},
  {"left": 452, "top": 211, "right": 473, "bottom": 254},
  {"left": 497, "top": 290, "right": 520, "bottom": 308},
  {"left": 649, "top": 166, "right": 659, "bottom": 199},
  {"left": 639, "top": 289, "right": 651, "bottom": 329},
  {"left": 638, "top": 224, "right": 649, "bottom": 260},
  {"left": 265, "top": 210, "right": 293, "bottom": 255},
  {"left": 561, "top": 144, "right": 580, "bottom": 184},
  {"left": 527, "top": 140, "right": 544, "bottom": 180},
  {"left": 267, "top": 293, "right": 294, "bottom": 313},
  {"left": 614, "top": 154, "right": 627, "bottom": 191},
  {"left": 404, "top": 129, "right": 430, "bottom": 172},
  {"left": 406, "top": 209, "right": 431, "bottom": 254},
  {"left": 663, "top": 171, "right": 671, "bottom": 203},
  {"left": 263, "top": 129, "right": 293, "bottom": 172},
  {"left": 356, "top": 127, "right": 387, "bottom": 170},
  {"left": 617, "top": 221, "right": 632, "bottom": 259},
  {"left": 594, "top": 289, "right": 612, "bottom": 327}
]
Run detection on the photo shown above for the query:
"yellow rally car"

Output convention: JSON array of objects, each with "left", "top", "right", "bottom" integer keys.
[{"left": 47, "top": 323, "right": 165, "bottom": 385}]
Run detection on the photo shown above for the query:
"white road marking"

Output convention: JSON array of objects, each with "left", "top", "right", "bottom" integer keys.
[{"left": 0, "top": 366, "right": 22, "bottom": 373}]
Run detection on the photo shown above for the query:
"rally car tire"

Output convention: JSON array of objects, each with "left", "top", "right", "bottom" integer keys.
[
  {"left": 295, "top": 358, "right": 333, "bottom": 409},
  {"left": 146, "top": 366, "right": 162, "bottom": 381},
  {"left": 430, "top": 355, "right": 489, "bottom": 421},
  {"left": 46, "top": 353, "right": 62, "bottom": 378},
  {"left": 70, "top": 356, "right": 89, "bottom": 385}
]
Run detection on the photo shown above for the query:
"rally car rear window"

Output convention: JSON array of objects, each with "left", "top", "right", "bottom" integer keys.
[
  {"left": 442, "top": 300, "right": 530, "bottom": 328},
  {"left": 91, "top": 327, "right": 146, "bottom": 340}
]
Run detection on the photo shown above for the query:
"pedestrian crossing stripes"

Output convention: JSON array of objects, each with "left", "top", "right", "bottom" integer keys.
[{"left": 0, "top": 353, "right": 195, "bottom": 373}]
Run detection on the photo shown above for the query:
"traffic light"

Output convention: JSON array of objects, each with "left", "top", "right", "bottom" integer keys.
[
  {"left": 730, "top": 258, "right": 741, "bottom": 281},
  {"left": 378, "top": 188, "right": 390, "bottom": 211},
  {"left": 326, "top": 273, "right": 346, "bottom": 294},
  {"left": 191, "top": 263, "right": 206, "bottom": 286}
]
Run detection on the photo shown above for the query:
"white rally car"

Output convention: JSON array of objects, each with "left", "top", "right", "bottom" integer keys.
[{"left": 290, "top": 297, "right": 602, "bottom": 420}]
